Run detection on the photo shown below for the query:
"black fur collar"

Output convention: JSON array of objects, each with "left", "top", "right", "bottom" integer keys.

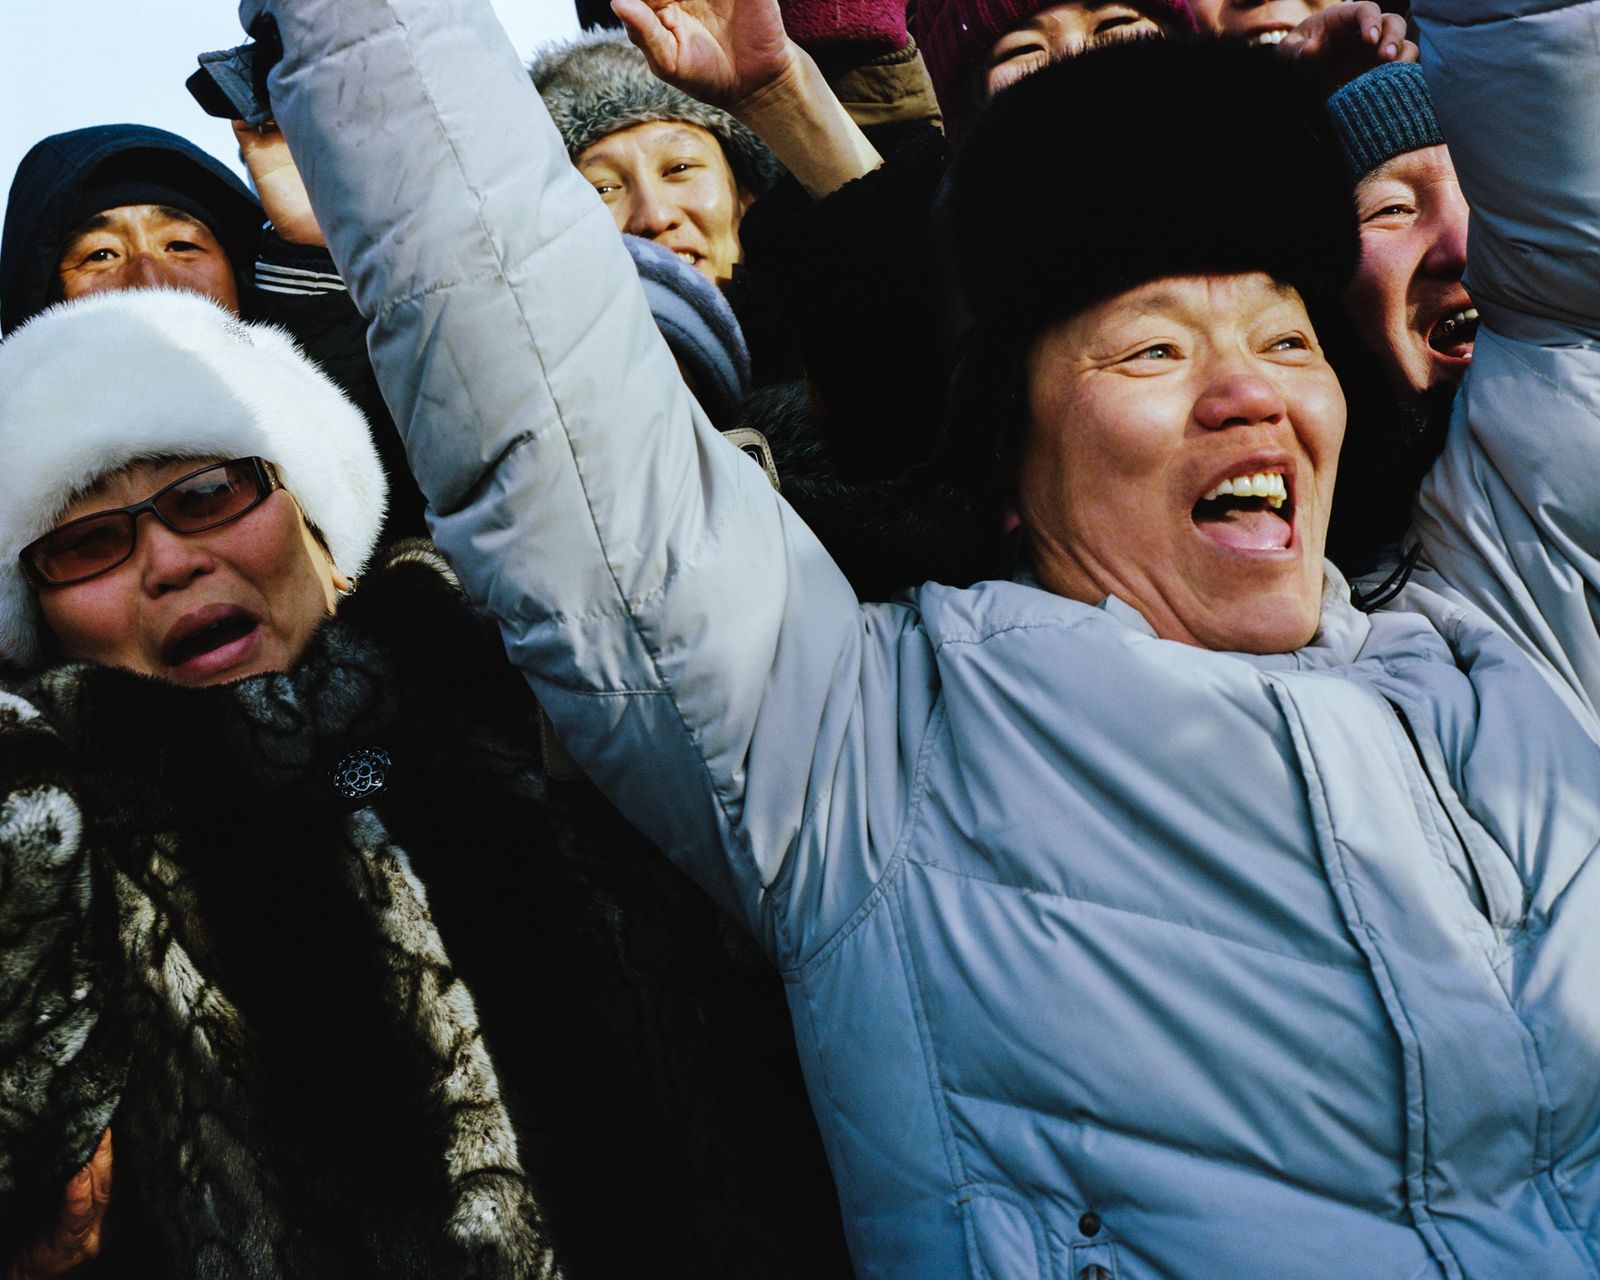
[{"left": 17, "top": 541, "right": 538, "bottom": 831}]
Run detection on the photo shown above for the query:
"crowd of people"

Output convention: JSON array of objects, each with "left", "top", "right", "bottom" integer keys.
[{"left": 1, "top": 0, "right": 1597, "bottom": 1276}]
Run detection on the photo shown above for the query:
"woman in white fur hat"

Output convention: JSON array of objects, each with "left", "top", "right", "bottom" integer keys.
[
  {"left": 0, "top": 289, "right": 384, "bottom": 682},
  {"left": 0, "top": 288, "right": 851, "bottom": 1280}
]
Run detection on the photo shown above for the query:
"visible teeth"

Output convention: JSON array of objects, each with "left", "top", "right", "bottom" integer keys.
[
  {"left": 1201, "top": 472, "right": 1287, "bottom": 508},
  {"left": 1435, "top": 306, "right": 1479, "bottom": 337},
  {"left": 676, "top": 251, "right": 697, "bottom": 265},
  {"left": 1250, "top": 28, "right": 1288, "bottom": 43}
]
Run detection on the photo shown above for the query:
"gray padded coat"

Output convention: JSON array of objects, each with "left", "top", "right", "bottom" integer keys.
[{"left": 249, "top": 0, "right": 1600, "bottom": 1274}]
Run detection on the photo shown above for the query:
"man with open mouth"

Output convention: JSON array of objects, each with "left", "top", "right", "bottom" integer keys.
[{"left": 1327, "top": 62, "right": 1476, "bottom": 400}]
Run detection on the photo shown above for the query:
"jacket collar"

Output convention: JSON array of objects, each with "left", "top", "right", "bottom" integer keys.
[{"left": 1018, "top": 560, "right": 1376, "bottom": 671}]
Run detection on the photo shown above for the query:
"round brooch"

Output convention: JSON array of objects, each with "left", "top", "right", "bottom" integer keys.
[{"left": 330, "top": 747, "right": 393, "bottom": 801}]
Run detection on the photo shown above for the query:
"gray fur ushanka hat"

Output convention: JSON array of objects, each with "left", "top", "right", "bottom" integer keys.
[{"left": 528, "top": 31, "right": 783, "bottom": 197}]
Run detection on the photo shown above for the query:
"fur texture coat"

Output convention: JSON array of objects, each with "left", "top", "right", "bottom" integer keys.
[{"left": 0, "top": 547, "right": 851, "bottom": 1280}]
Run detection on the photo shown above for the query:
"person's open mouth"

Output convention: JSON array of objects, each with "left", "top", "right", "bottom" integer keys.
[
  {"left": 160, "top": 603, "right": 263, "bottom": 679},
  {"left": 1427, "top": 305, "right": 1479, "bottom": 362},
  {"left": 1192, "top": 469, "right": 1295, "bottom": 552},
  {"left": 1246, "top": 26, "right": 1293, "bottom": 44}
]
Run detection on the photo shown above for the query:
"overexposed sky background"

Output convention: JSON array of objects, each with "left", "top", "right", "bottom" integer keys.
[{"left": 0, "top": 0, "right": 581, "bottom": 232}]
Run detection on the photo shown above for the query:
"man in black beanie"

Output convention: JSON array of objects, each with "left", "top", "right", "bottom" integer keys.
[{"left": 1324, "top": 63, "right": 1472, "bottom": 401}]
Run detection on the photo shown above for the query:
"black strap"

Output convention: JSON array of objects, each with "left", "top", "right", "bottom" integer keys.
[{"left": 1350, "top": 543, "right": 1422, "bottom": 613}]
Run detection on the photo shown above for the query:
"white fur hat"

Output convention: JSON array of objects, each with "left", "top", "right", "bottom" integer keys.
[{"left": 0, "top": 288, "right": 387, "bottom": 667}]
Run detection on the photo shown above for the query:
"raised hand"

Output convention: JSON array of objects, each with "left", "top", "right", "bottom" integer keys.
[
  {"left": 232, "top": 119, "right": 325, "bottom": 247},
  {"left": 611, "top": 0, "right": 799, "bottom": 114},
  {"left": 1278, "top": 1, "right": 1417, "bottom": 97},
  {"left": 613, "top": 0, "right": 882, "bottom": 199}
]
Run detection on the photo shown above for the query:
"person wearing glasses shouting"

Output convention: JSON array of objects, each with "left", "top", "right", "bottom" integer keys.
[{"left": 0, "top": 287, "right": 852, "bottom": 1279}]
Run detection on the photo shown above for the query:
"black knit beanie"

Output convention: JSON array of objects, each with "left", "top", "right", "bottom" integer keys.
[
  {"left": 66, "top": 180, "right": 230, "bottom": 254},
  {"left": 1324, "top": 63, "right": 1445, "bottom": 181}
]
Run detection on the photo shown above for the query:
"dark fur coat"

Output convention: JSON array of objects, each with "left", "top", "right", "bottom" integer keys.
[{"left": 0, "top": 547, "right": 851, "bottom": 1279}]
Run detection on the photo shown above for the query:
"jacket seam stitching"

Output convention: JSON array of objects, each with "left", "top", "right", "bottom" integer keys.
[
  {"left": 930, "top": 615, "right": 1100, "bottom": 650},
  {"left": 942, "top": 1086, "right": 1407, "bottom": 1215},
  {"left": 788, "top": 971, "right": 872, "bottom": 1240},
  {"left": 888, "top": 861, "right": 970, "bottom": 1197},
  {"left": 901, "top": 855, "right": 1369, "bottom": 977},
  {"left": 1269, "top": 677, "right": 1466, "bottom": 1279},
  {"left": 793, "top": 697, "right": 948, "bottom": 977},
  {"left": 953, "top": 1183, "right": 1050, "bottom": 1280}
]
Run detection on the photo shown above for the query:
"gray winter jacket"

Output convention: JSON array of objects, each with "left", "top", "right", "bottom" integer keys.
[{"left": 249, "top": 0, "right": 1600, "bottom": 1275}]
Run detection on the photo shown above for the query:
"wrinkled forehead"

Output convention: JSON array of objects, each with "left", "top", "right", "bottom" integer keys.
[
  {"left": 1356, "top": 142, "right": 1459, "bottom": 195},
  {"left": 1034, "top": 271, "right": 1312, "bottom": 356},
  {"left": 577, "top": 120, "right": 727, "bottom": 170},
  {"left": 60, "top": 203, "right": 213, "bottom": 249}
]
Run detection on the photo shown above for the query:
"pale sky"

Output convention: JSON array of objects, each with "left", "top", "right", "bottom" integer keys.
[{"left": 0, "top": 0, "right": 581, "bottom": 232}]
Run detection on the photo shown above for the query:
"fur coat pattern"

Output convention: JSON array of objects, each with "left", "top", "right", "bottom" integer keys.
[{"left": 0, "top": 547, "right": 849, "bottom": 1280}]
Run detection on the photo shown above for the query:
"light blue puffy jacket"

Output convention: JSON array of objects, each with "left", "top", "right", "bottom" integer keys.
[{"left": 247, "top": 0, "right": 1600, "bottom": 1274}]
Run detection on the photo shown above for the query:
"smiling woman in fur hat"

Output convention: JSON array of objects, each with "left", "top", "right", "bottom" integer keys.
[
  {"left": 245, "top": 1, "right": 1600, "bottom": 1275},
  {"left": 0, "top": 288, "right": 851, "bottom": 1278}
]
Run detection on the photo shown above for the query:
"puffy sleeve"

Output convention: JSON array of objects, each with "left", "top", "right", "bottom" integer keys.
[
  {"left": 243, "top": 0, "right": 937, "bottom": 964},
  {"left": 1409, "top": 0, "right": 1600, "bottom": 726}
]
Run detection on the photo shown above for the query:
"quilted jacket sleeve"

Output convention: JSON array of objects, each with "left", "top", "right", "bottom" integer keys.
[
  {"left": 0, "top": 688, "right": 117, "bottom": 1255},
  {"left": 242, "top": 0, "right": 928, "bottom": 964},
  {"left": 1410, "top": 0, "right": 1600, "bottom": 725}
]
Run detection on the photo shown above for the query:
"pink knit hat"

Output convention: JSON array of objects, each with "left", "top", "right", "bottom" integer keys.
[
  {"left": 915, "top": 0, "right": 1197, "bottom": 121},
  {"left": 782, "top": 0, "right": 910, "bottom": 53}
]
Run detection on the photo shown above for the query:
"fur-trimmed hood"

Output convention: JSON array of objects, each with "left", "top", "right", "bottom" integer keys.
[{"left": 0, "top": 288, "right": 386, "bottom": 668}]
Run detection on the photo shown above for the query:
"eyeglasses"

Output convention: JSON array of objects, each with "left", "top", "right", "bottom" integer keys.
[{"left": 20, "top": 457, "right": 282, "bottom": 587}]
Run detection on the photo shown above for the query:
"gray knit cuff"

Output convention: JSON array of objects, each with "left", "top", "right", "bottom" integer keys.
[{"left": 1325, "top": 63, "right": 1444, "bottom": 180}]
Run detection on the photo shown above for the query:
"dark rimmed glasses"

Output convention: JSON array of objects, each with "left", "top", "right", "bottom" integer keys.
[{"left": 20, "top": 457, "right": 283, "bottom": 587}]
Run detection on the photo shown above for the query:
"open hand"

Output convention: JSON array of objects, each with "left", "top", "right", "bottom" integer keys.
[
  {"left": 611, "top": 0, "right": 799, "bottom": 114},
  {"left": 6, "top": 1129, "right": 113, "bottom": 1280},
  {"left": 1278, "top": 1, "right": 1417, "bottom": 97},
  {"left": 232, "top": 119, "right": 325, "bottom": 247}
]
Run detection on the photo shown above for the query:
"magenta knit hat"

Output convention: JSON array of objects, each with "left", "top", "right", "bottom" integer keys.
[{"left": 915, "top": 0, "right": 1197, "bottom": 121}]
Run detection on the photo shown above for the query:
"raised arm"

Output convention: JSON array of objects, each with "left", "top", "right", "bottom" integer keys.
[
  {"left": 1415, "top": 0, "right": 1600, "bottom": 332},
  {"left": 613, "top": 0, "right": 884, "bottom": 199},
  {"left": 1407, "top": 0, "right": 1600, "bottom": 720},
  {"left": 242, "top": 0, "right": 924, "bottom": 959}
]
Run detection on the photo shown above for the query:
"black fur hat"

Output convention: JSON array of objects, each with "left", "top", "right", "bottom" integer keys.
[
  {"left": 939, "top": 37, "right": 1364, "bottom": 577},
  {"left": 950, "top": 37, "right": 1358, "bottom": 342}
]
